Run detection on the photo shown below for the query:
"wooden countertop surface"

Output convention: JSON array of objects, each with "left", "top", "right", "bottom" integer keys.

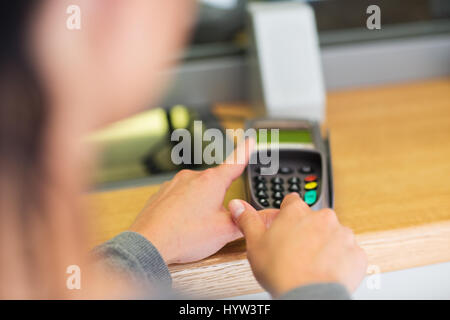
[{"left": 88, "top": 78, "right": 450, "bottom": 298}]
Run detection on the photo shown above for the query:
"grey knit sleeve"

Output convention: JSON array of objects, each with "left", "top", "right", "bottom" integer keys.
[
  {"left": 279, "top": 283, "right": 351, "bottom": 300},
  {"left": 91, "top": 231, "right": 172, "bottom": 292},
  {"left": 93, "top": 232, "right": 351, "bottom": 300}
]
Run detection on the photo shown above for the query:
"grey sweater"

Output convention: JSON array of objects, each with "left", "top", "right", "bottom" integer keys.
[{"left": 93, "top": 231, "right": 351, "bottom": 300}]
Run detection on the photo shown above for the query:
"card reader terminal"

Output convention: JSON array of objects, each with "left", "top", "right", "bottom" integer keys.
[{"left": 245, "top": 118, "right": 333, "bottom": 210}]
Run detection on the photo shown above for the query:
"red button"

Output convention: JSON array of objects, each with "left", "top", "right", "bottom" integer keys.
[{"left": 304, "top": 175, "right": 317, "bottom": 182}]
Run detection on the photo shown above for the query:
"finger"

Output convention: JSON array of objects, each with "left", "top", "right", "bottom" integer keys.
[
  {"left": 258, "top": 208, "right": 280, "bottom": 228},
  {"left": 227, "top": 207, "right": 279, "bottom": 242},
  {"left": 279, "top": 193, "right": 311, "bottom": 218},
  {"left": 228, "top": 199, "right": 265, "bottom": 249},
  {"left": 316, "top": 208, "right": 339, "bottom": 225},
  {"left": 336, "top": 226, "right": 355, "bottom": 246},
  {"left": 215, "top": 137, "right": 255, "bottom": 188}
]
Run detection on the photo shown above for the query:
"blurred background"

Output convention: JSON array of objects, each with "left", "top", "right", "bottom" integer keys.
[{"left": 91, "top": 0, "right": 450, "bottom": 189}]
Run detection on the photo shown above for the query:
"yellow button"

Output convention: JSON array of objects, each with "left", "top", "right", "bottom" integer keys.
[{"left": 304, "top": 182, "right": 318, "bottom": 190}]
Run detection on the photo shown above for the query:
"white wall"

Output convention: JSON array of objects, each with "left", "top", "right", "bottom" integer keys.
[{"left": 228, "top": 262, "right": 450, "bottom": 300}]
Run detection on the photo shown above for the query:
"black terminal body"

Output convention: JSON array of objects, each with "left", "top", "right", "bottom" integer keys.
[{"left": 245, "top": 118, "right": 334, "bottom": 211}]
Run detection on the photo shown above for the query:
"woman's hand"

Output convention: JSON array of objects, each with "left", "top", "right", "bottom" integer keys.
[
  {"left": 129, "top": 139, "right": 278, "bottom": 264},
  {"left": 228, "top": 193, "right": 367, "bottom": 297}
]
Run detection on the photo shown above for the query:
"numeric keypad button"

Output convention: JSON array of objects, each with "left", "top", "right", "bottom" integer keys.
[
  {"left": 256, "top": 190, "right": 268, "bottom": 199},
  {"left": 288, "top": 176, "right": 300, "bottom": 184},
  {"left": 279, "top": 167, "right": 293, "bottom": 174},
  {"left": 273, "top": 199, "right": 282, "bottom": 208},
  {"left": 253, "top": 176, "right": 266, "bottom": 183},
  {"left": 271, "top": 177, "right": 284, "bottom": 184},
  {"left": 259, "top": 198, "right": 269, "bottom": 207},
  {"left": 272, "top": 184, "right": 284, "bottom": 192},
  {"left": 255, "top": 182, "right": 267, "bottom": 191},
  {"left": 273, "top": 192, "right": 284, "bottom": 200},
  {"left": 299, "top": 166, "right": 312, "bottom": 174}
]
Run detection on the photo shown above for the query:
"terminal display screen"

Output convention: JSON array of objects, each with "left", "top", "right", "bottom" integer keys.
[{"left": 256, "top": 129, "right": 312, "bottom": 144}]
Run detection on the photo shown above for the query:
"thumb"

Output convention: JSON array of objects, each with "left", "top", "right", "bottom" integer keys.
[{"left": 228, "top": 199, "right": 265, "bottom": 249}]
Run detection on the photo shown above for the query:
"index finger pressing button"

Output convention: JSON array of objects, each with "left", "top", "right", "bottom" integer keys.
[{"left": 280, "top": 193, "right": 312, "bottom": 216}]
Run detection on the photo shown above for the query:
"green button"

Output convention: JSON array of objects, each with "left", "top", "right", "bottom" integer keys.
[{"left": 304, "top": 190, "right": 317, "bottom": 206}]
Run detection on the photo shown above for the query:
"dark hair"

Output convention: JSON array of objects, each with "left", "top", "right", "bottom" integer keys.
[
  {"left": 0, "top": 1, "right": 46, "bottom": 164},
  {"left": 0, "top": 1, "right": 48, "bottom": 287},
  {"left": 1, "top": 2, "right": 47, "bottom": 182}
]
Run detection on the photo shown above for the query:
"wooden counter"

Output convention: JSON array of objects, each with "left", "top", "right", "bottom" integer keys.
[{"left": 88, "top": 78, "right": 450, "bottom": 298}]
